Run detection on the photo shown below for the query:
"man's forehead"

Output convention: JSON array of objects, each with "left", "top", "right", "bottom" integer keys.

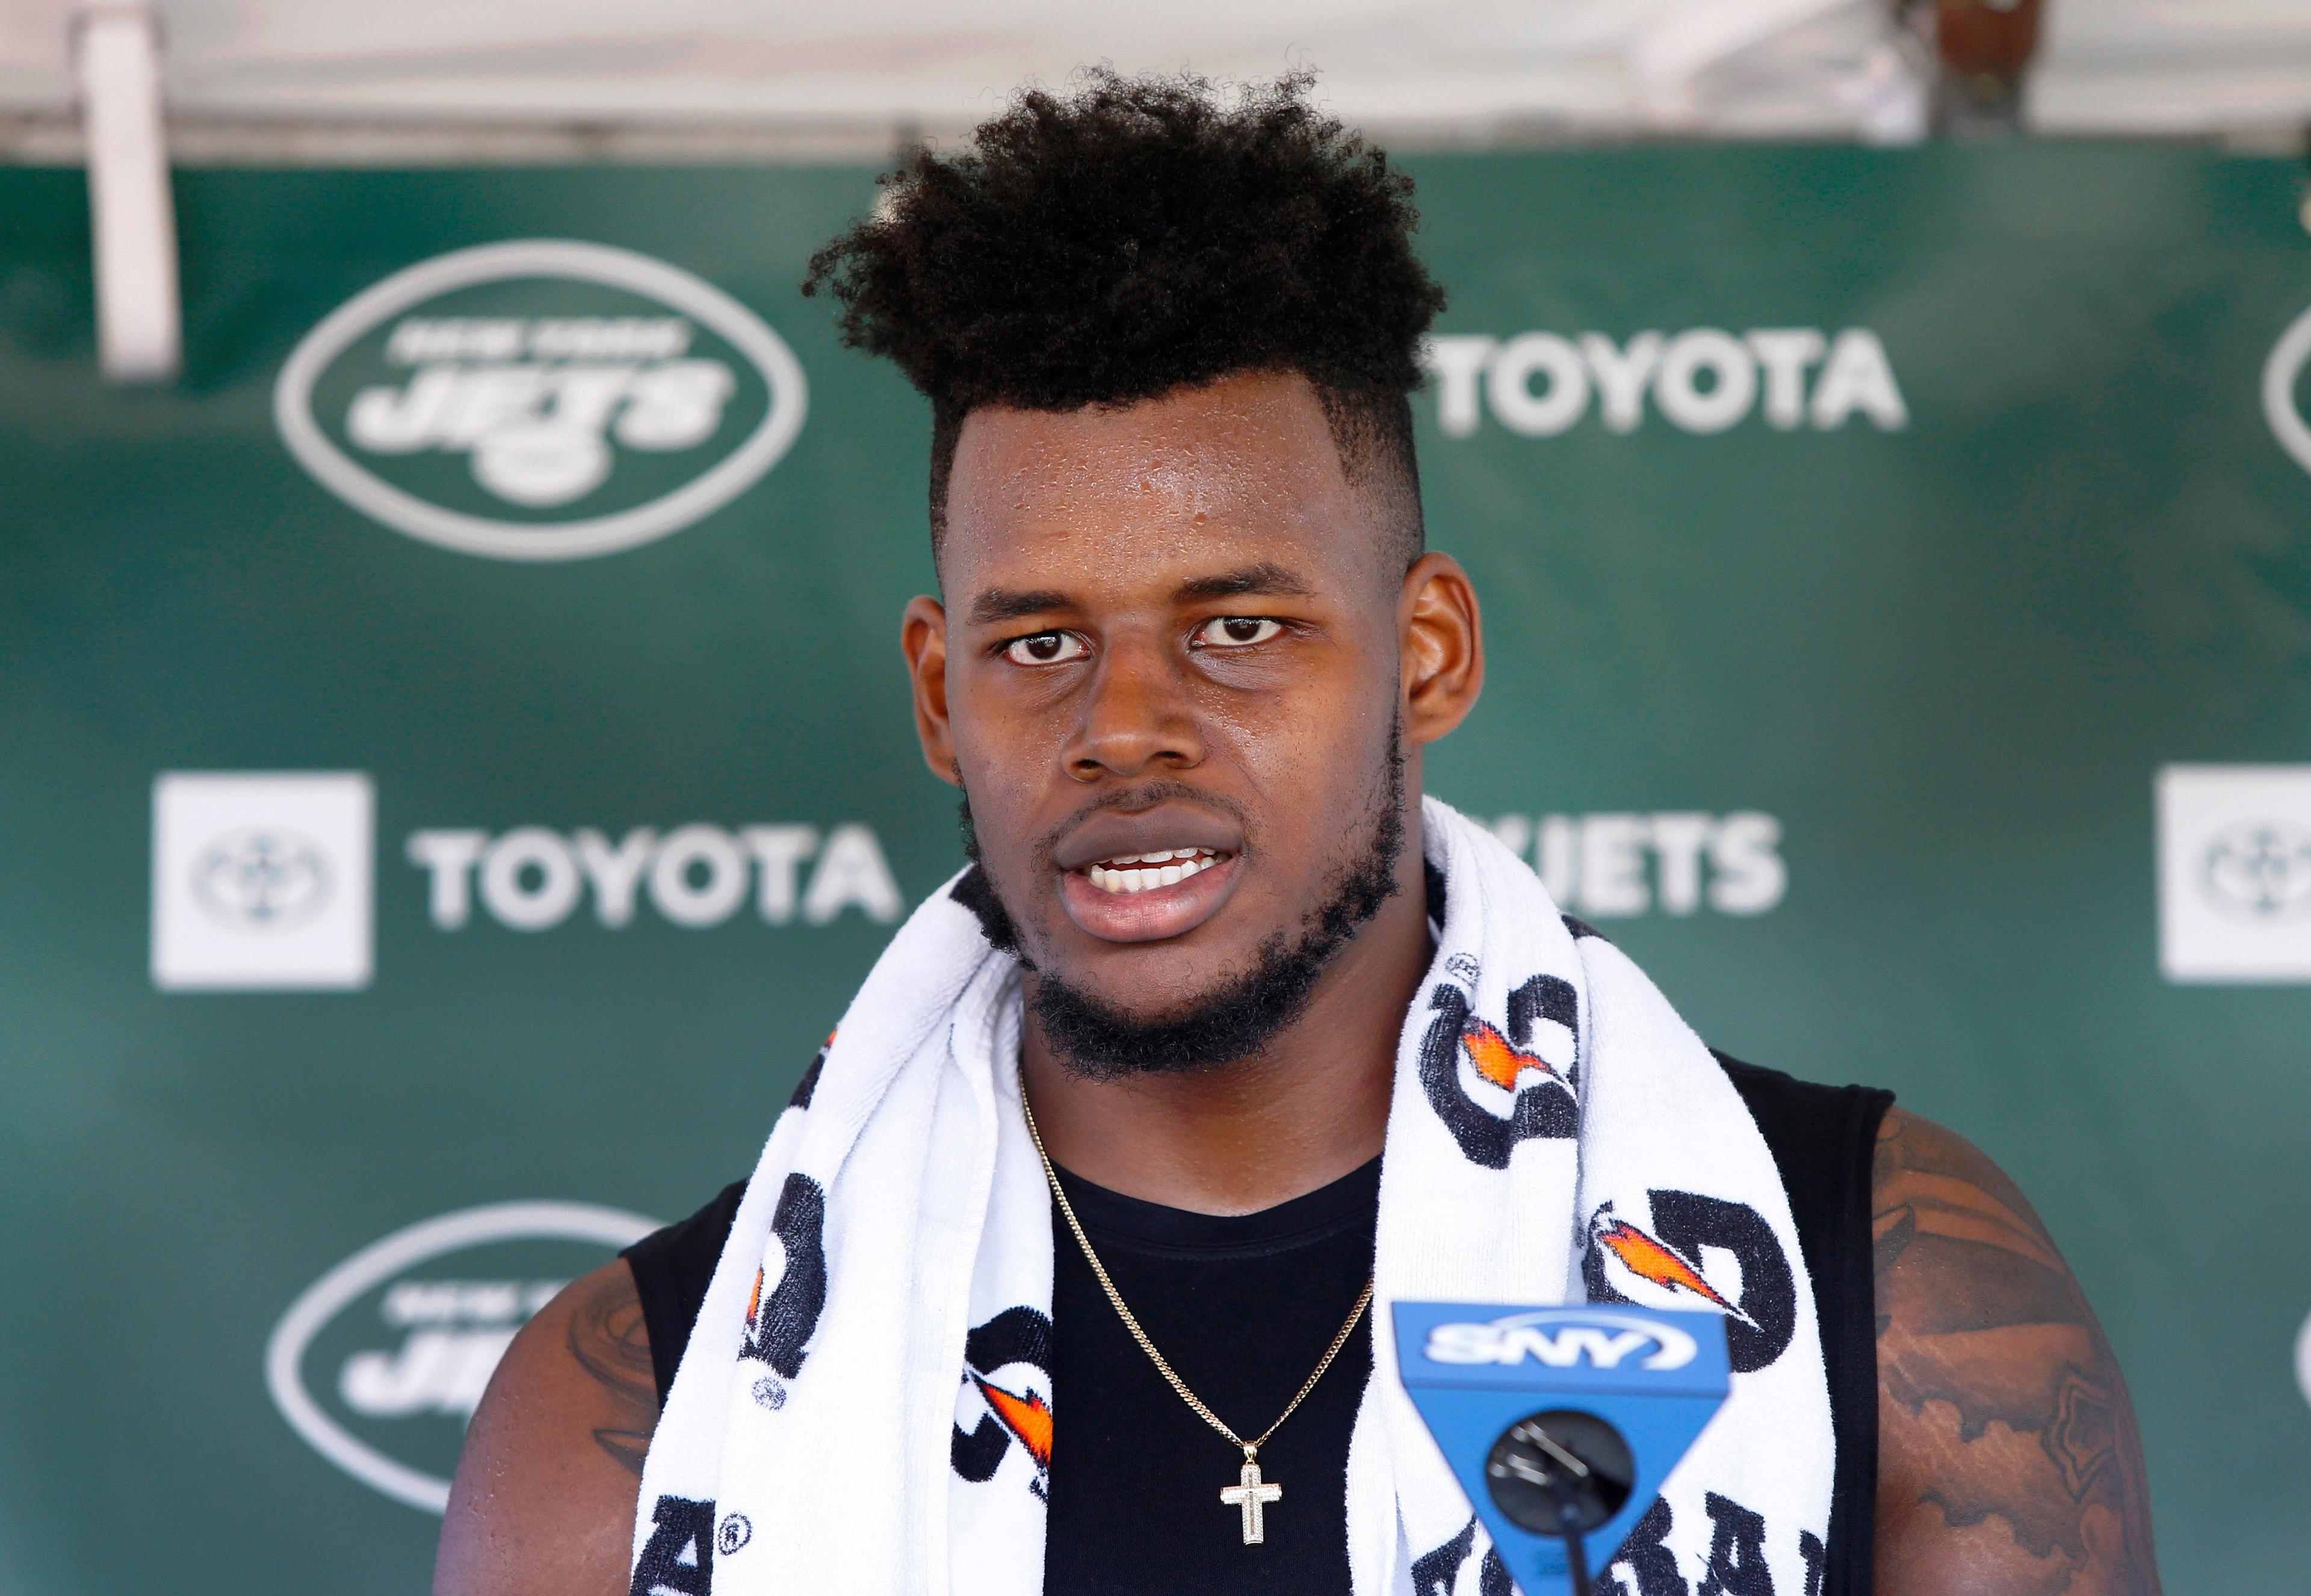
[
  {"left": 953, "top": 368, "right": 1341, "bottom": 481},
  {"left": 941, "top": 371, "right": 1376, "bottom": 598}
]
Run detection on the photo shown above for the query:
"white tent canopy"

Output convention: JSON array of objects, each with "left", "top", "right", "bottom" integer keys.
[
  {"left": 4, "top": 0, "right": 2309, "bottom": 151},
  {"left": 11, "top": 0, "right": 2305, "bottom": 381}
]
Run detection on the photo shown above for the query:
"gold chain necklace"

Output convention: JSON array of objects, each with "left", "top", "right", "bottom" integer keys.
[{"left": 1020, "top": 1091, "right": 1375, "bottom": 1547}]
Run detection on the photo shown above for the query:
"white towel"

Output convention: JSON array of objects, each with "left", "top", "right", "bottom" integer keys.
[{"left": 632, "top": 798, "right": 1833, "bottom": 1595}]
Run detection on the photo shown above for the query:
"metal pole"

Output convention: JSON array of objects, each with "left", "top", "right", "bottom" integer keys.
[{"left": 75, "top": 1, "right": 181, "bottom": 383}]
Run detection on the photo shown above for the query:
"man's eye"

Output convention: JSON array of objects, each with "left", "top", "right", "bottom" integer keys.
[
  {"left": 1002, "top": 631, "right": 1086, "bottom": 666},
  {"left": 1193, "top": 616, "right": 1284, "bottom": 648}
]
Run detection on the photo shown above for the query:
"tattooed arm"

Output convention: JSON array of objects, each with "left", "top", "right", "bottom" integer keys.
[
  {"left": 1873, "top": 1107, "right": 2160, "bottom": 1595},
  {"left": 435, "top": 1260, "right": 658, "bottom": 1596}
]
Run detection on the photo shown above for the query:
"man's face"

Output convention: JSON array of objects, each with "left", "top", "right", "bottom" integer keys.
[{"left": 911, "top": 371, "right": 1419, "bottom": 1047}]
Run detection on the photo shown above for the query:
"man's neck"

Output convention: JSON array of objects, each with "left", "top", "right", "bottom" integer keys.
[{"left": 1017, "top": 844, "right": 1432, "bottom": 1217}]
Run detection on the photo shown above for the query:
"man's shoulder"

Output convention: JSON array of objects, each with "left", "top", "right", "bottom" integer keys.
[
  {"left": 1869, "top": 1106, "right": 2162, "bottom": 1594},
  {"left": 434, "top": 1260, "right": 657, "bottom": 1596}
]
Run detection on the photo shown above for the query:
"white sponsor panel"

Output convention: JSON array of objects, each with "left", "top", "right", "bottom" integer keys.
[
  {"left": 2156, "top": 765, "right": 2311, "bottom": 983},
  {"left": 1485, "top": 811, "right": 1786, "bottom": 918},
  {"left": 1425, "top": 327, "right": 1905, "bottom": 439},
  {"left": 152, "top": 772, "right": 374, "bottom": 990},
  {"left": 407, "top": 821, "right": 904, "bottom": 931},
  {"left": 275, "top": 240, "right": 806, "bottom": 561},
  {"left": 267, "top": 1201, "right": 658, "bottom": 1512}
]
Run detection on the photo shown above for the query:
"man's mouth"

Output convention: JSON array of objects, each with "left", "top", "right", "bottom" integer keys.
[
  {"left": 1081, "top": 847, "right": 1231, "bottom": 895},
  {"left": 1047, "top": 800, "right": 1248, "bottom": 944},
  {"left": 1054, "top": 844, "right": 1244, "bottom": 944}
]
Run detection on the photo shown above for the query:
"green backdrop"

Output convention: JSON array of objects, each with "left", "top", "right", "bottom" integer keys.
[{"left": 3, "top": 143, "right": 2307, "bottom": 1592}]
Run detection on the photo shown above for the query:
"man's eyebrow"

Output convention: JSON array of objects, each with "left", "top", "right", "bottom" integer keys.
[
  {"left": 964, "top": 564, "right": 1312, "bottom": 625},
  {"left": 966, "top": 588, "right": 1075, "bottom": 626},
  {"left": 1172, "top": 563, "right": 1314, "bottom": 603}
]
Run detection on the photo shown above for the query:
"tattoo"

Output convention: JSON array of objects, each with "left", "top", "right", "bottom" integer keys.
[
  {"left": 566, "top": 1267, "right": 660, "bottom": 1477},
  {"left": 1873, "top": 1107, "right": 2159, "bottom": 1595}
]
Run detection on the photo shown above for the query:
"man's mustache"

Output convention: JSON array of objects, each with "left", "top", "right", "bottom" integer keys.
[{"left": 964, "top": 779, "right": 1254, "bottom": 873}]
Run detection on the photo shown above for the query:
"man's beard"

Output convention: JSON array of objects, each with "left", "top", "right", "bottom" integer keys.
[{"left": 952, "top": 737, "right": 1406, "bottom": 1081}]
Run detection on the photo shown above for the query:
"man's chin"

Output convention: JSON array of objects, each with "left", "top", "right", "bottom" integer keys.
[
  {"left": 1026, "top": 967, "right": 1245, "bottom": 1035},
  {"left": 1028, "top": 952, "right": 1305, "bottom": 1080}
]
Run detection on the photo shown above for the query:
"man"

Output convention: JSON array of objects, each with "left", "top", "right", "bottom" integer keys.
[{"left": 437, "top": 72, "right": 2159, "bottom": 1596}]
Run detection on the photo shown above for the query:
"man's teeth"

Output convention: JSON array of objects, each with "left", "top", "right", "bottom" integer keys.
[{"left": 1085, "top": 849, "right": 1225, "bottom": 894}]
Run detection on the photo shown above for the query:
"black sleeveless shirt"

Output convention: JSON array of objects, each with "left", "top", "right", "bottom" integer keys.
[{"left": 624, "top": 1056, "right": 1889, "bottom": 1595}]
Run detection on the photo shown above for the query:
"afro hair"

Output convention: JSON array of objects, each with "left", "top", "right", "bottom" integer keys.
[{"left": 803, "top": 69, "right": 1447, "bottom": 566}]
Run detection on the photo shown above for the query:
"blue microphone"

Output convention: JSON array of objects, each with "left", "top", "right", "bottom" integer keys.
[{"left": 1392, "top": 1302, "right": 1730, "bottom": 1596}]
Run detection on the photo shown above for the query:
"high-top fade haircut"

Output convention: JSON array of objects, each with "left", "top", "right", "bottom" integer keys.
[{"left": 803, "top": 69, "right": 1447, "bottom": 572}]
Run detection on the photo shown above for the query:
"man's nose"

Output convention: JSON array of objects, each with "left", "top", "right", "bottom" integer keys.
[{"left": 1061, "top": 634, "right": 1205, "bottom": 781}]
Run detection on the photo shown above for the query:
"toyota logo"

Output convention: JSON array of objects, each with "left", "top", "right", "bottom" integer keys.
[
  {"left": 2200, "top": 820, "right": 2311, "bottom": 924},
  {"left": 191, "top": 827, "right": 333, "bottom": 932}
]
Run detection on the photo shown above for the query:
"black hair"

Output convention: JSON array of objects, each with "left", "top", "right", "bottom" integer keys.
[{"left": 803, "top": 69, "right": 1447, "bottom": 568}]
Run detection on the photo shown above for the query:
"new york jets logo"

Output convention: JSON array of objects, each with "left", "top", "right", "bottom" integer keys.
[
  {"left": 275, "top": 240, "right": 806, "bottom": 561},
  {"left": 266, "top": 1200, "right": 658, "bottom": 1511}
]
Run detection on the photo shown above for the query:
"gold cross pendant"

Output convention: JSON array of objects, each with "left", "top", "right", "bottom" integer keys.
[{"left": 1220, "top": 1457, "right": 1282, "bottom": 1545}]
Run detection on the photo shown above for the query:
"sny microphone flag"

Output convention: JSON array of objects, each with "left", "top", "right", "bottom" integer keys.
[{"left": 1392, "top": 1302, "right": 1730, "bottom": 1596}]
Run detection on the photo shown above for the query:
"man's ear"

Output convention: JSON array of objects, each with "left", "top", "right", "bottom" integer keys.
[
  {"left": 900, "top": 596, "right": 962, "bottom": 787},
  {"left": 1399, "top": 552, "right": 1483, "bottom": 747}
]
